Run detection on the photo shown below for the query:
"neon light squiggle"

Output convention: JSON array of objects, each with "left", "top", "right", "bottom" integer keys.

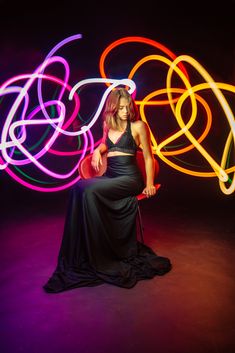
[
  {"left": 0, "top": 34, "right": 234, "bottom": 195},
  {"left": 99, "top": 36, "right": 235, "bottom": 195}
]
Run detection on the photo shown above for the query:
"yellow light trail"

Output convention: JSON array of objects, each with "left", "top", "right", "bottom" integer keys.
[{"left": 100, "top": 38, "right": 235, "bottom": 195}]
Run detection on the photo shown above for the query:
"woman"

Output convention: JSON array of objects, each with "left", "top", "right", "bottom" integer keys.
[{"left": 43, "top": 88, "right": 171, "bottom": 293}]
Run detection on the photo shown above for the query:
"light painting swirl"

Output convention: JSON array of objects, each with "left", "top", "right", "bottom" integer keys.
[{"left": 0, "top": 35, "right": 234, "bottom": 195}]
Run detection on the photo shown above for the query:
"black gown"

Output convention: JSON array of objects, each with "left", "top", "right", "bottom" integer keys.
[{"left": 43, "top": 155, "right": 172, "bottom": 293}]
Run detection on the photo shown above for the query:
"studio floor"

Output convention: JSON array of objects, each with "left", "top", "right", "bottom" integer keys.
[{"left": 0, "top": 188, "right": 235, "bottom": 353}]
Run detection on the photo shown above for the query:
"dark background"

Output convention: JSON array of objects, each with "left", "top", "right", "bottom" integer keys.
[
  {"left": 1, "top": 4, "right": 235, "bottom": 353},
  {"left": 0, "top": 0, "right": 235, "bottom": 215}
]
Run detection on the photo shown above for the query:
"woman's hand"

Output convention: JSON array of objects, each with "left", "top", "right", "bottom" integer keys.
[
  {"left": 91, "top": 149, "right": 103, "bottom": 172},
  {"left": 142, "top": 185, "right": 156, "bottom": 198}
]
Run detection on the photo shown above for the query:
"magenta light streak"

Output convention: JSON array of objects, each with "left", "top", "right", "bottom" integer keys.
[
  {"left": 1, "top": 119, "right": 92, "bottom": 192},
  {"left": 1, "top": 72, "right": 81, "bottom": 165},
  {"left": 2, "top": 157, "right": 83, "bottom": 192},
  {"left": 37, "top": 34, "right": 82, "bottom": 121},
  {"left": 1, "top": 56, "right": 81, "bottom": 136},
  {"left": 0, "top": 34, "right": 135, "bottom": 192},
  {"left": 0, "top": 86, "right": 29, "bottom": 170}
]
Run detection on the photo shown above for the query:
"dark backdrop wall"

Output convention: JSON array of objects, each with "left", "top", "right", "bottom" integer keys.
[{"left": 0, "top": 0, "right": 235, "bottom": 216}]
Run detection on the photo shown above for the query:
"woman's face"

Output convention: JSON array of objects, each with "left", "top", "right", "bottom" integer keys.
[{"left": 117, "top": 97, "right": 130, "bottom": 121}]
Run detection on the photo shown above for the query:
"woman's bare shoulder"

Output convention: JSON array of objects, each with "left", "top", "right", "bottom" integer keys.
[{"left": 131, "top": 120, "right": 147, "bottom": 132}]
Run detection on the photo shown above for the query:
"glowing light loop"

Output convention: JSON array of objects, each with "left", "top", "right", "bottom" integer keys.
[{"left": 0, "top": 34, "right": 234, "bottom": 195}]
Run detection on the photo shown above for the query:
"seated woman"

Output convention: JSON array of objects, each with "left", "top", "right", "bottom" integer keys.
[{"left": 43, "top": 87, "right": 172, "bottom": 293}]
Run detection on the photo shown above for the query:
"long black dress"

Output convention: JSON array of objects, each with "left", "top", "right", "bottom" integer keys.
[{"left": 43, "top": 122, "right": 171, "bottom": 293}]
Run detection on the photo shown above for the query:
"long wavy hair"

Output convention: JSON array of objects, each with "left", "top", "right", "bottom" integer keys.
[{"left": 102, "top": 88, "right": 139, "bottom": 130}]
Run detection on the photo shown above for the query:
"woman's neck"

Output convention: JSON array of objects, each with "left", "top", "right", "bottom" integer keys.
[{"left": 116, "top": 119, "right": 128, "bottom": 131}]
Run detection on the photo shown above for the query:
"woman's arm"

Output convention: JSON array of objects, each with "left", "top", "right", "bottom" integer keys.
[
  {"left": 91, "top": 122, "right": 108, "bottom": 172},
  {"left": 135, "top": 121, "right": 156, "bottom": 198}
]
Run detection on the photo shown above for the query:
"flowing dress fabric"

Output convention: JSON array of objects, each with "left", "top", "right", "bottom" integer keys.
[{"left": 43, "top": 155, "right": 172, "bottom": 293}]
